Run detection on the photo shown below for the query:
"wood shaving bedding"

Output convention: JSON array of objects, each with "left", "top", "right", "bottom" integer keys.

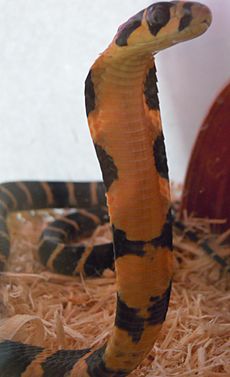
[{"left": 0, "top": 205, "right": 229, "bottom": 377}]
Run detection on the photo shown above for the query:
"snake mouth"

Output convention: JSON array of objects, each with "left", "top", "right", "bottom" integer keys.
[
  {"left": 191, "top": 3, "right": 212, "bottom": 31},
  {"left": 199, "top": 5, "right": 212, "bottom": 27},
  {"left": 202, "top": 19, "right": 211, "bottom": 27},
  {"left": 199, "top": 18, "right": 212, "bottom": 33}
]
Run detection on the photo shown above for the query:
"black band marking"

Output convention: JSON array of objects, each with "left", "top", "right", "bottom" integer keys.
[
  {"left": 45, "top": 219, "right": 79, "bottom": 240},
  {"left": 23, "top": 182, "right": 48, "bottom": 209},
  {"left": 42, "top": 348, "right": 90, "bottom": 377},
  {"left": 113, "top": 227, "right": 145, "bottom": 259},
  {"left": 0, "top": 235, "right": 10, "bottom": 258},
  {"left": 115, "top": 295, "right": 144, "bottom": 343},
  {"left": 0, "top": 202, "right": 8, "bottom": 215},
  {"left": 147, "top": 282, "right": 172, "bottom": 325},
  {"left": 146, "top": 2, "right": 173, "bottom": 36},
  {"left": 0, "top": 218, "right": 8, "bottom": 234},
  {"left": 153, "top": 132, "right": 169, "bottom": 180},
  {"left": 42, "top": 228, "right": 67, "bottom": 242},
  {"left": 85, "top": 70, "right": 96, "bottom": 116},
  {"left": 115, "top": 284, "right": 171, "bottom": 344},
  {"left": 96, "top": 182, "right": 107, "bottom": 206},
  {"left": 0, "top": 340, "right": 43, "bottom": 377},
  {"left": 38, "top": 240, "right": 59, "bottom": 266},
  {"left": 48, "top": 182, "right": 69, "bottom": 208},
  {"left": 113, "top": 212, "right": 172, "bottom": 259},
  {"left": 84, "top": 243, "right": 114, "bottom": 276},
  {"left": 144, "top": 64, "right": 159, "bottom": 110},
  {"left": 86, "top": 345, "right": 127, "bottom": 377},
  {"left": 0, "top": 191, "right": 14, "bottom": 211},
  {"left": 151, "top": 209, "right": 173, "bottom": 250},
  {"left": 73, "top": 183, "right": 91, "bottom": 208},
  {"left": 115, "top": 9, "right": 145, "bottom": 47},
  {"left": 179, "top": 3, "right": 193, "bottom": 31},
  {"left": 94, "top": 144, "right": 118, "bottom": 191},
  {"left": 0, "top": 183, "right": 28, "bottom": 210},
  {"left": 67, "top": 211, "right": 98, "bottom": 234},
  {"left": 52, "top": 245, "right": 85, "bottom": 275}
]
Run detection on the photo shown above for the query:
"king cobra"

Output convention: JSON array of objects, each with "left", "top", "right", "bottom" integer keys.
[{"left": 0, "top": 2, "right": 212, "bottom": 376}]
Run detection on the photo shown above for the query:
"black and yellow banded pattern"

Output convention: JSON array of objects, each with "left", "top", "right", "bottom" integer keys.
[
  {"left": 0, "top": 2, "right": 212, "bottom": 376},
  {"left": 0, "top": 181, "right": 113, "bottom": 276}
]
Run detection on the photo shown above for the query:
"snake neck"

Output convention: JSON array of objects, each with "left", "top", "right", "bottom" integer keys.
[
  {"left": 87, "top": 52, "right": 170, "bottom": 242},
  {"left": 85, "top": 51, "right": 173, "bottom": 374}
]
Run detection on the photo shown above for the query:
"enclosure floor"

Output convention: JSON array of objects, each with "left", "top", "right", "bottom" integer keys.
[{"left": 0, "top": 208, "right": 229, "bottom": 377}]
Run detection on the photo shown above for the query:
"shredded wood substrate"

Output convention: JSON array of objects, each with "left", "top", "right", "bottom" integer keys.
[{"left": 0, "top": 192, "right": 229, "bottom": 376}]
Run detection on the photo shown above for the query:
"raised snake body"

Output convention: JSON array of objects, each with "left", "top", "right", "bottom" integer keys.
[{"left": 0, "top": 2, "right": 211, "bottom": 376}]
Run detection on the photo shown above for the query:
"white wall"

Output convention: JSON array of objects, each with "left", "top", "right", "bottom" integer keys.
[{"left": 0, "top": 0, "right": 229, "bottom": 183}]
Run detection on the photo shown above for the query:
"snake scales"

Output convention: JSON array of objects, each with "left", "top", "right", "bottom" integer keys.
[{"left": 0, "top": 2, "right": 212, "bottom": 376}]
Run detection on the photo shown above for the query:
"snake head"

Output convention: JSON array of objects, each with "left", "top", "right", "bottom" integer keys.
[{"left": 114, "top": 1, "right": 212, "bottom": 53}]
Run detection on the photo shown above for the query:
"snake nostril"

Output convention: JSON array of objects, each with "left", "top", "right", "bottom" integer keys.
[{"left": 202, "top": 18, "right": 211, "bottom": 27}]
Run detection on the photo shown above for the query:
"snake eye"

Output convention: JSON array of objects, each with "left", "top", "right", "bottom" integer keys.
[{"left": 146, "top": 3, "right": 173, "bottom": 36}]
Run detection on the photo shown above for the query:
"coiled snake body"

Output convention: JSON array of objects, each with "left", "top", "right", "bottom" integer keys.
[{"left": 0, "top": 2, "right": 211, "bottom": 376}]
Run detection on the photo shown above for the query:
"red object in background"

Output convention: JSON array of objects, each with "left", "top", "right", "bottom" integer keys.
[{"left": 181, "top": 82, "right": 230, "bottom": 232}]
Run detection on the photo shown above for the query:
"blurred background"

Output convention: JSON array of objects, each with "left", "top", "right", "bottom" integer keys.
[{"left": 0, "top": 0, "right": 229, "bottom": 183}]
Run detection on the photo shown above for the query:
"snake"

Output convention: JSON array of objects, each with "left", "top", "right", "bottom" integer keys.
[{"left": 0, "top": 2, "right": 212, "bottom": 376}]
